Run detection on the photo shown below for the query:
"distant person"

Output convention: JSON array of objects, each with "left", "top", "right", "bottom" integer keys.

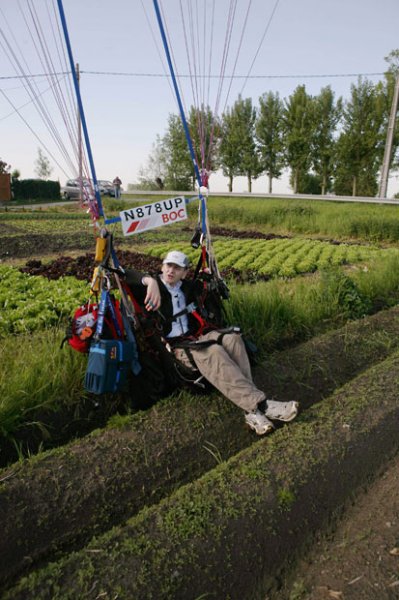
[
  {"left": 113, "top": 176, "right": 122, "bottom": 199},
  {"left": 155, "top": 177, "right": 164, "bottom": 190}
]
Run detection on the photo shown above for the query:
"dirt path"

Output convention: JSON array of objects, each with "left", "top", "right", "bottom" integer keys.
[{"left": 274, "top": 453, "right": 399, "bottom": 600}]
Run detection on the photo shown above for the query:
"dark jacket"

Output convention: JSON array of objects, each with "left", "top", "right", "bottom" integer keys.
[{"left": 125, "top": 268, "right": 206, "bottom": 338}]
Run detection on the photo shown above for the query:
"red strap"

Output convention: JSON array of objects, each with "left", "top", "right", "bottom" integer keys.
[
  {"left": 201, "top": 246, "right": 207, "bottom": 270},
  {"left": 123, "top": 283, "right": 145, "bottom": 316},
  {"left": 191, "top": 310, "right": 217, "bottom": 337}
]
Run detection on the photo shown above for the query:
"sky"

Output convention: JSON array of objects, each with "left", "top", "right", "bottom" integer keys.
[{"left": 1, "top": 0, "right": 399, "bottom": 196}]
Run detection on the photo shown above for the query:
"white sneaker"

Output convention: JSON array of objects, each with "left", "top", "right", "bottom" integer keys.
[
  {"left": 265, "top": 400, "right": 299, "bottom": 422},
  {"left": 245, "top": 410, "right": 275, "bottom": 435}
]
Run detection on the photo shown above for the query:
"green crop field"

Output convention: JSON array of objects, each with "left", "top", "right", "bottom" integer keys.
[
  {"left": 146, "top": 237, "right": 397, "bottom": 277},
  {"left": 0, "top": 266, "right": 88, "bottom": 336}
]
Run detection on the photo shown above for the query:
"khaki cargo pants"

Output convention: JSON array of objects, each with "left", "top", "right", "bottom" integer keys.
[{"left": 173, "top": 331, "right": 265, "bottom": 413}]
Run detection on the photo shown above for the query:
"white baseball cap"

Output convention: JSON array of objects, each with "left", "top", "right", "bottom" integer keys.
[{"left": 163, "top": 250, "right": 190, "bottom": 268}]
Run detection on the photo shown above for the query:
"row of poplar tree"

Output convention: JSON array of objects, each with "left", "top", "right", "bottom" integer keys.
[{"left": 138, "top": 52, "right": 399, "bottom": 196}]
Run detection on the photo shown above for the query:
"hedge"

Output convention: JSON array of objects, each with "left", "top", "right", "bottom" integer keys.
[{"left": 12, "top": 179, "right": 60, "bottom": 201}]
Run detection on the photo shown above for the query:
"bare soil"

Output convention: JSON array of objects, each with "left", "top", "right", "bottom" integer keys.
[
  {"left": 273, "top": 454, "right": 399, "bottom": 600},
  {"left": 1, "top": 224, "right": 285, "bottom": 261}
]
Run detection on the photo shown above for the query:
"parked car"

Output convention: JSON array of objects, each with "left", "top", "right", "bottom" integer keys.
[
  {"left": 98, "top": 180, "right": 117, "bottom": 197},
  {"left": 61, "top": 179, "right": 106, "bottom": 199}
]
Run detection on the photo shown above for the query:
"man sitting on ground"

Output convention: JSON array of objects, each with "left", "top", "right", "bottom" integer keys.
[{"left": 126, "top": 250, "right": 298, "bottom": 435}]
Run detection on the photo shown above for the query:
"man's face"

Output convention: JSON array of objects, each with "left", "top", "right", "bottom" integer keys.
[{"left": 161, "top": 262, "right": 187, "bottom": 287}]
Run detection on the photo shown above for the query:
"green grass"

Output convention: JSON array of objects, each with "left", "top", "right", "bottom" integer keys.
[
  {"left": 224, "top": 253, "right": 399, "bottom": 353},
  {"left": 204, "top": 197, "right": 399, "bottom": 242},
  {"left": 0, "top": 328, "right": 87, "bottom": 438},
  {"left": 2, "top": 197, "right": 399, "bottom": 440}
]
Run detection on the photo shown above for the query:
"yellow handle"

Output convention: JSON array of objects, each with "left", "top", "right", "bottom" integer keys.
[
  {"left": 95, "top": 237, "right": 107, "bottom": 262},
  {"left": 90, "top": 266, "right": 101, "bottom": 293}
]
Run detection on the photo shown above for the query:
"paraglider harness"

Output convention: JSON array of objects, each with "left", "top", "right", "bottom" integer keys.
[
  {"left": 64, "top": 230, "right": 232, "bottom": 396},
  {"left": 122, "top": 250, "right": 233, "bottom": 392}
]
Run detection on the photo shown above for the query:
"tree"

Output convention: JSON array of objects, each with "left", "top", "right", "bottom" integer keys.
[
  {"left": 334, "top": 78, "right": 385, "bottom": 196},
  {"left": 381, "top": 50, "right": 399, "bottom": 172},
  {"left": 256, "top": 91, "right": 285, "bottom": 193},
  {"left": 34, "top": 148, "right": 53, "bottom": 179},
  {"left": 311, "top": 86, "right": 342, "bottom": 195},
  {"left": 294, "top": 172, "right": 323, "bottom": 194},
  {"left": 0, "top": 158, "right": 10, "bottom": 174},
  {"left": 283, "top": 85, "right": 315, "bottom": 193},
  {"left": 234, "top": 96, "right": 262, "bottom": 192},
  {"left": 220, "top": 97, "right": 261, "bottom": 193},
  {"left": 161, "top": 114, "right": 193, "bottom": 191},
  {"left": 219, "top": 106, "right": 242, "bottom": 192}
]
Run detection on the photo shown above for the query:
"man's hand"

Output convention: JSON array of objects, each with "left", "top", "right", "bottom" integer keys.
[{"left": 142, "top": 276, "right": 161, "bottom": 311}]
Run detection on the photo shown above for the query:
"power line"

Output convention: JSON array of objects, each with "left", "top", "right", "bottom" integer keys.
[
  {"left": 0, "top": 70, "right": 386, "bottom": 81},
  {"left": 240, "top": 0, "right": 280, "bottom": 95},
  {"left": 81, "top": 70, "right": 388, "bottom": 79}
]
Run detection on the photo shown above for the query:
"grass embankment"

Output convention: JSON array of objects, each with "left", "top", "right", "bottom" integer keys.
[
  {"left": 204, "top": 197, "right": 399, "bottom": 242},
  {"left": 2, "top": 306, "right": 399, "bottom": 589},
  {"left": 4, "top": 350, "right": 399, "bottom": 600},
  {"left": 0, "top": 327, "right": 128, "bottom": 467}
]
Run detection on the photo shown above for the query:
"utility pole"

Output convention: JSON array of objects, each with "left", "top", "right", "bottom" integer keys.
[
  {"left": 76, "top": 62, "right": 83, "bottom": 199},
  {"left": 379, "top": 72, "right": 399, "bottom": 198}
]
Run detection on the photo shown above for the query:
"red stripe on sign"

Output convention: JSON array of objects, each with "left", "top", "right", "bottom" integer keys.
[
  {"left": 127, "top": 221, "right": 139, "bottom": 233},
  {"left": 138, "top": 218, "right": 151, "bottom": 230}
]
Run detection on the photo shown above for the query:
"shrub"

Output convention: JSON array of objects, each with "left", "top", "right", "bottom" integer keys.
[{"left": 12, "top": 179, "right": 60, "bottom": 201}]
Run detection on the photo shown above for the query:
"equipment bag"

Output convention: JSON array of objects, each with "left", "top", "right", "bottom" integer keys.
[
  {"left": 84, "top": 338, "right": 137, "bottom": 395},
  {"left": 64, "top": 302, "right": 99, "bottom": 353},
  {"left": 62, "top": 297, "right": 123, "bottom": 354},
  {"left": 84, "top": 291, "right": 141, "bottom": 395}
]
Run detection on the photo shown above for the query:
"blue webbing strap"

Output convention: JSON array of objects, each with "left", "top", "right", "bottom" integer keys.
[
  {"left": 94, "top": 289, "right": 108, "bottom": 339},
  {"left": 95, "top": 289, "right": 122, "bottom": 340},
  {"left": 56, "top": 0, "right": 104, "bottom": 219},
  {"left": 152, "top": 1, "right": 210, "bottom": 238},
  {"left": 152, "top": 0, "right": 202, "bottom": 191}
]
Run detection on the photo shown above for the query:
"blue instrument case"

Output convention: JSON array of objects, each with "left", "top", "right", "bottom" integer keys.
[{"left": 84, "top": 339, "right": 136, "bottom": 394}]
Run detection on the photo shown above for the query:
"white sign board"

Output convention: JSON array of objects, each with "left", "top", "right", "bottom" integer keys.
[{"left": 119, "top": 196, "right": 187, "bottom": 236}]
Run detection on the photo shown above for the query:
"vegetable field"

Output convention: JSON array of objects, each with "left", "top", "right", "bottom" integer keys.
[
  {"left": 0, "top": 266, "right": 87, "bottom": 336},
  {"left": 1, "top": 196, "right": 399, "bottom": 599},
  {"left": 147, "top": 237, "right": 395, "bottom": 277}
]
